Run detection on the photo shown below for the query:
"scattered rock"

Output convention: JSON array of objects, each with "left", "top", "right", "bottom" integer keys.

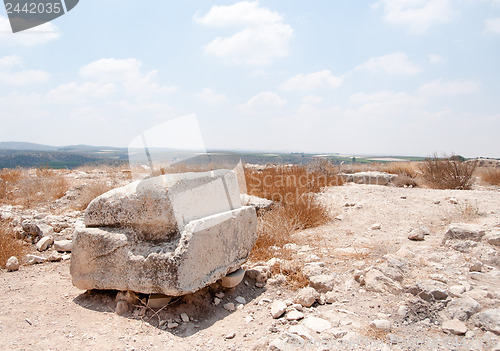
[
  {"left": 235, "top": 296, "right": 246, "bottom": 304},
  {"left": 371, "top": 223, "right": 381, "bottom": 230},
  {"left": 444, "top": 223, "right": 486, "bottom": 242},
  {"left": 26, "top": 254, "right": 46, "bottom": 265},
  {"left": 147, "top": 294, "right": 172, "bottom": 309},
  {"left": 115, "top": 300, "right": 129, "bottom": 315},
  {"left": 370, "top": 319, "right": 391, "bottom": 332},
  {"left": 180, "top": 313, "right": 189, "bottom": 323},
  {"left": 408, "top": 228, "right": 425, "bottom": 241},
  {"left": 473, "top": 309, "right": 500, "bottom": 335},
  {"left": 449, "top": 197, "right": 459, "bottom": 204},
  {"left": 308, "top": 274, "right": 335, "bottom": 293},
  {"left": 442, "top": 319, "right": 467, "bottom": 335},
  {"left": 246, "top": 266, "right": 271, "bottom": 285},
  {"left": 288, "top": 325, "right": 312, "bottom": 340},
  {"left": 469, "top": 261, "right": 483, "bottom": 272},
  {"left": 53, "top": 240, "right": 72, "bottom": 252},
  {"left": 486, "top": 231, "right": 500, "bottom": 246},
  {"left": 294, "top": 287, "right": 319, "bottom": 308},
  {"left": 303, "top": 317, "right": 332, "bottom": 333},
  {"left": 397, "top": 305, "right": 408, "bottom": 318},
  {"left": 286, "top": 310, "right": 304, "bottom": 321},
  {"left": 47, "top": 252, "right": 62, "bottom": 262},
  {"left": 364, "top": 268, "right": 402, "bottom": 294},
  {"left": 5, "top": 256, "right": 19, "bottom": 271},
  {"left": 325, "top": 291, "right": 337, "bottom": 304},
  {"left": 271, "top": 300, "right": 287, "bottom": 319},
  {"left": 167, "top": 322, "right": 179, "bottom": 329},
  {"left": 36, "top": 235, "right": 54, "bottom": 252},
  {"left": 239, "top": 194, "right": 273, "bottom": 213},
  {"left": 223, "top": 303, "right": 236, "bottom": 312},
  {"left": 405, "top": 280, "right": 448, "bottom": 301},
  {"left": 449, "top": 285, "right": 466, "bottom": 297}
]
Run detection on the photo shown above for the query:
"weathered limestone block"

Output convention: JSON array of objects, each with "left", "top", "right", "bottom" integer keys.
[
  {"left": 71, "top": 207, "right": 257, "bottom": 296},
  {"left": 71, "top": 170, "right": 257, "bottom": 296},
  {"left": 84, "top": 169, "right": 241, "bottom": 241}
]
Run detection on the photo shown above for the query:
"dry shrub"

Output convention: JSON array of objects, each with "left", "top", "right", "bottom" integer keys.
[
  {"left": 392, "top": 175, "right": 419, "bottom": 188},
  {"left": 271, "top": 261, "right": 310, "bottom": 290},
  {"left": 420, "top": 154, "right": 477, "bottom": 190},
  {"left": 245, "top": 165, "right": 341, "bottom": 230},
  {"left": 246, "top": 165, "right": 342, "bottom": 262},
  {"left": 71, "top": 181, "right": 116, "bottom": 211},
  {"left": 480, "top": 168, "right": 500, "bottom": 185},
  {"left": 0, "top": 219, "right": 28, "bottom": 268},
  {"left": 384, "top": 162, "right": 419, "bottom": 178},
  {"left": 0, "top": 167, "right": 71, "bottom": 208}
]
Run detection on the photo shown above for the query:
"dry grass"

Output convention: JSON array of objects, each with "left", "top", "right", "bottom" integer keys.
[
  {"left": 0, "top": 219, "right": 28, "bottom": 268},
  {"left": 479, "top": 168, "right": 500, "bottom": 186},
  {"left": 246, "top": 165, "right": 342, "bottom": 263},
  {"left": 0, "top": 167, "right": 71, "bottom": 208},
  {"left": 420, "top": 154, "right": 477, "bottom": 190},
  {"left": 71, "top": 181, "right": 117, "bottom": 211},
  {"left": 271, "top": 260, "right": 310, "bottom": 290},
  {"left": 458, "top": 200, "right": 481, "bottom": 220}
]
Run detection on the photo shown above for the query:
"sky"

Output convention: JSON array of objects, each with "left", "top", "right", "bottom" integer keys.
[{"left": 0, "top": 0, "right": 499, "bottom": 158}]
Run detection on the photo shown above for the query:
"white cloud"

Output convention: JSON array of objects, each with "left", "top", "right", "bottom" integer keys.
[
  {"left": 79, "top": 58, "right": 178, "bottom": 97},
  {"left": 418, "top": 78, "right": 480, "bottom": 96},
  {"left": 428, "top": 54, "right": 445, "bottom": 63},
  {"left": 195, "top": 1, "right": 293, "bottom": 66},
  {"left": 302, "top": 95, "right": 324, "bottom": 104},
  {"left": 281, "top": 70, "right": 343, "bottom": 91},
  {"left": 0, "top": 55, "right": 50, "bottom": 85},
  {"left": 242, "top": 91, "right": 286, "bottom": 109},
  {"left": 484, "top": 17, "right": 500, "bottom": 34},
  {"left": 196, "top": 88, "right": 228, "bottom": 106},
  {"left": 356, "top": 52, "right": 422, "bottom": 75},
  {"left": 0, "top": 16, "right": 60, "bottom": 46},
  {"left": 374, "top": 0, "right": 455, "bottom": 34}
]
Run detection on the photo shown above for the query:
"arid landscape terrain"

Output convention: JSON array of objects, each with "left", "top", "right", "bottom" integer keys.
[{"left": 1, "top": 157, "right": 500, "bottom": 351}]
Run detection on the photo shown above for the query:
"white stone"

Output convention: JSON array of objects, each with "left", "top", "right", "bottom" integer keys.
[
  {"left": 223, "top": 303, "right": 236, "bottom": 312},
  {"left": 442, "top": 319, "right": 467, "bottom": 335},
  {"left": 271, "top": 300, "right": 287, "bottom": 319},
  {"left": 364, "top": 269, "right": 402, "bottom": 295},
  {"left": 36, "top": 235, "right": 54, "bottom": 252},
  {"left": 309, "top": 275, "right": 335, "bottom": 293},
  {"left": 180, "top": 313, "right": 189, "bottom": 323},
  {"left": 397, "top": 305, "right": 408, "bottom": 318},
  {"left": 449, "top": 285, "right": 466, "bottom": 297},
  {"left": 220, "top": 268, "right": 246, "bottom": 288},
  {"left": 325, "top": 291, "right": 337, "bottom": 304},
  {"left": 147, "top": 294, "right": 172, "bottom": 309},
  {"left": 53, "top": 240, "right": 72, "bottom": 252},
  {"left": 408, "top": 228, "right": 425, "bottom": 241},
  {"left": 115, "top": 300, "right": 129, "bottom": 315},
  {"left": 286, "top": 310, "right": 304, "bottom": 321},
  {"left": 167, "top": 322, "right": 179, "bottom": 329},
  {"left": 295, "top": 287, "right": 319, "bottom": 308},
  {"left": 371, "top": 223, "right": 382, "bottom": 230},
  {"left": 303, "top": 317, "right": 332, "bottom": 333},
  {"left": 370, "top": 319, "right": 391, "bottom": 332},
  {"left": 486, "top": 231, "right": 500, "bottom": 246},
  {"left": 444, "top": 223, "right": 486, "bottom": 242},
  {"left": 26, "top": 254, "right": 46, "bottom": 265},
  {"left": 288, "top": 325, "right": 312, "bottom": 340},
  {"left": 5, "top": 256, "right": 19, "bottom": 271},
  {"left": 473, "top": 309, "right": 500, "bottom": 334},
  {"left": 235, "top": 296, "right": 246, "bottom": 304}
]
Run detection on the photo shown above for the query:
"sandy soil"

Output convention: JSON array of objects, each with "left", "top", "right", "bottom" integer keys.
[{"left": 1, "top": 182, "right": 499, "bottom": 351}]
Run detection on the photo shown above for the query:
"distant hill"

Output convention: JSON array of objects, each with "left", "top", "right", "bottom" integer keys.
[
  {"left": 0, "top": 142, "right": 129, "bottom": 169},
  {"left": 0, "top": 142, "right": 58, "bottom": 152}
]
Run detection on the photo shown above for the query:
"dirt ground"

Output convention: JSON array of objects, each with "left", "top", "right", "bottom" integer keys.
[{"left": 1, "top": 182, "right": 499, "bottom": 351}]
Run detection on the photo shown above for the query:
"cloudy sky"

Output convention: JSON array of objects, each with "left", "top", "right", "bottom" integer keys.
[{"left": 0, "top": 0, "right": 499, "bottom": 157}]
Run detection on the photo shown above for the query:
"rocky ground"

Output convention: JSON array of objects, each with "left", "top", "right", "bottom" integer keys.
[{"left": 1, "top": 172, "right": 500, "bottom": 351}]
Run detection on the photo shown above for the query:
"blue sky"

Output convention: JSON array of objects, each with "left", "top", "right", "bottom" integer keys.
[{"left": 0, "top": 0, "right": 499, "bottom": 157}]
